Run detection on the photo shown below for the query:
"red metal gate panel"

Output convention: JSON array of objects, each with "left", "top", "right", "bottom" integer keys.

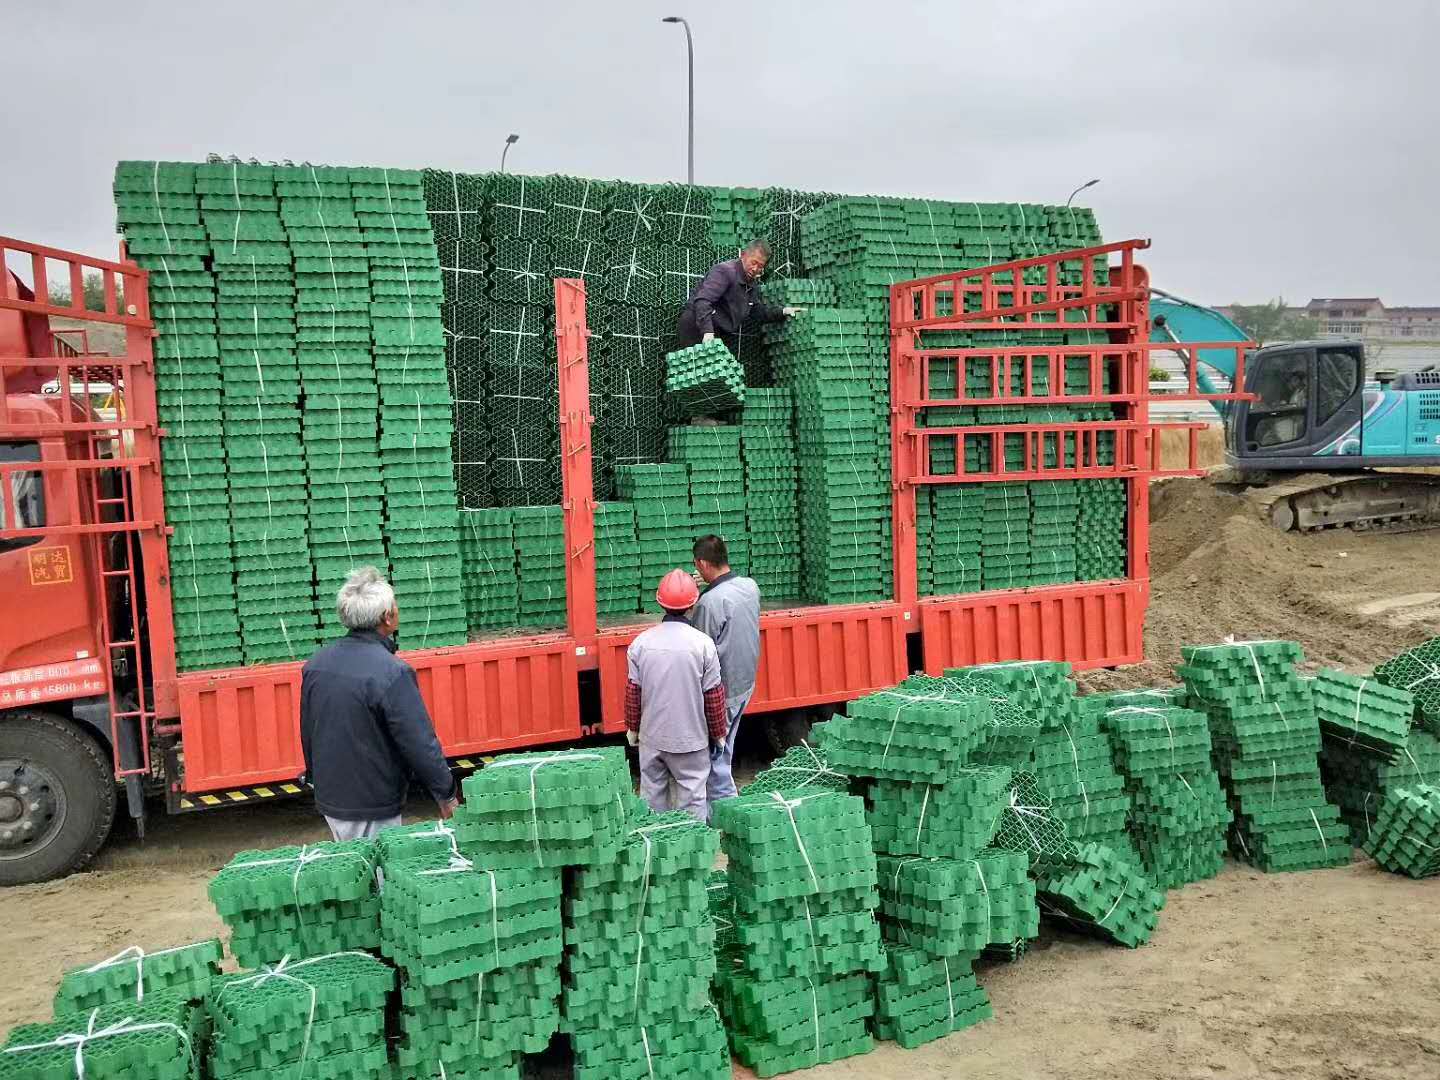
[{"left": 918, "top": 580, "right": 1145, "bottom": 674}]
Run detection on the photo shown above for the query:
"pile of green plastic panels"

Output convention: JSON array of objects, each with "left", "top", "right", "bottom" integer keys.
[
  {"left": 813, "top": 685, "right": 992, "bottom": 782},
  {"left": 458, "top": 508, "right": 520, "bottom": 630},
  {"left": 451, "top": 746, "right": 632, "bottom": 870},
  {"left": 1033, "top": 842, "right": 1166, "bottom": 949},
  {"left": 1180, "top": 641, "right": 1351, "bottom": 871},
  {"left": 594, "top": 502, "right": 641, "bottom": 619},
  {"left": 613, "top": 463, "right": 694, "bottom": 606},
  {"left": 1374, "top": 635, "right": 1440, "bottom": 734},
  {"left": 207, "top": 840, "right": 380, "bottom": 968},
  {"left": 1311, "top": 669, "right": 1415, "bottom": 756},
  {"left": 871, "top": 944, "right": 993, "bottom": 1049},
  {"left": 208, "top": 952, "right": 393, "bottom": 1080},
  {"left": 741, "top": 388, "right": 803, "bottom": 599},
  {"left": 374, "top": 819, "right": 463, "bottom": 873},
  {"left": 1364, "top": 784, "right": 1440, "bottom": 878},
  {"left": 868, "top": 764, "right": 1012, "bottom": 859},
  {"left": 563, "top": 809, "right": 728, "bottom": 1080},
  {"left": 381, "top": 848, "right": 563, "bottom": 1079},
  {"left": 509, "top": 505, "right": 566, "bottom": 629},
  {"left": 1320, "top": 728, "right": 1440, "bottom": 846},
  {"left": 980, "top": 482, "right": 1031, "bottom": 589},
  {"left": 668, "top": 424, "right": 749, "bottom": 572},
  {"left": 1, "top": 995, "right": 201, "bottom": 1080},
  {"left": 1075, "top": 479, "right": 1127, "bottom": 581},
  {"left": 1030, "top": 480, "right": 1082, "bottom": 585},
  {"left": 876, "top": 849, "right": 1037, "bottom": 956},
  {"left": 1101, "top": 703, "right": 1229, "bottom": 888},
  {"left": 593, "top": 305, "right": 666, "bottom": 494},
  {"left": 52, "top": 940, "right": 222, "bottom": 1016},
  {"left": 711, "top": 788, "right": 880, "bottom": 1075},
  {"left": 663, "top": 341, "right": 746, "bottom": 418},
  {"left": 927, "top": 485, "right": 985, "bottom": 595}
]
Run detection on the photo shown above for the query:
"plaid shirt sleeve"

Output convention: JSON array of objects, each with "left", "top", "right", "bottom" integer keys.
[
  {"left": 704, "top": 684, "right": 728, "bottom": 744},
  {"left": 625, "top": 679, "right": 642, "bottom": 732}
]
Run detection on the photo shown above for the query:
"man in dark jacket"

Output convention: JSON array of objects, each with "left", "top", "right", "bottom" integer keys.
[
  {"left": 300, "top": 566, "right": 457, "bottom": 840},
  {"left": 675, "top": 240, "right": 800, "bottom": 355}
]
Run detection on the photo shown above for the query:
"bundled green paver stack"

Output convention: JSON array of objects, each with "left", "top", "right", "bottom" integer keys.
[
  {"left": 1029, "top": 480, "right": 1080, "bottom": 585},
  {"left": 663, "top": 340, "right": 746, "bottom": 418},
  {"left": 928, "top": 485, "right": 985, "bottom": 595},
  {"left": 382, "top": 851, "right": 563, "bottom": 1079},
  {"left": 208, "top": 952, "right": 393, "bottom": 1080},
  {"left": 484, "top": 301, "right": 560, "bottom": 505},
  {"left": 594, "top": 305, "right": 667, "bottom": 498},
  {"left": 867, "top": 765, "right": 1011, "bottom": 859},
  {"left": 1311, "top": 669, "right": 1415, "bottom": 756},
  {"left": 712, "top": 788, "right": 879, "bottom": 1075},
  {"left": 1029, "top": 712, "right": 1133, "bottom": 852},
  {"left": 741, "top": 388, "right": 802, "bottom": 598},
  {"left": 765, "top": 308, "right": 891, "bottom": 604},
  {"left": 509, "top": 505, "right": 566, "bottom": 628},
  {"left": 594, "top": 501, "right": 641, "bottom": 618},
  {"left": 668, "top": 424, "right": 749, "bottom": 572},
  {"left": 52, "top": 940, "right": 222, "bottom": 1016},
  {"left": 279, "top": 164, "right": 389, "bottom": 634},
  {"left": 1033, "top": 842, "right": 1165, "bottom": 948},
  {"left": 877, "top": 849, "right": 1037, "bottom": 957},
  {"left": 1180, "top": 641, "right": 1351, "bottom": 871},
  {"left": 614, "top": 463, "right": 694, "bottom": 607},
  {"left": 870, "top": 944, "right": 992, "bottom": 1049},
  {"left": 980, "top": 482, "right": 1031, "bottom": 590},
  {"left": 376, "top": 818, "right": 465, "bottom": 873},
  {"left": 199, "top": 160, "right": 321, "bottom": 665},
  {"left": 1374, "top": 635, "right": 1440, "bottom": 733},
  {"left": 359, "top": 167, "right": 468, "bottom": 649},
  {"left": 459, "top": 508, "right": 520, "bottom": 631},
  {"left": 452, "top": 746, "right": 631, "bottom": 869},
  {"left": 207, "top": 840, "right": 380, "bottom": 968},
  {"left": 1075, "top": 479, "right": 1127, "bottom": 581},
  {"left": 813, "top": 686, "right": 992, "bottom": 782},
  {"left": 1320, "top": 729, "right": 1440, "bottom": 846},
  {"left": 743, "top": 742, "right": 853, "bottom": 796},
  {"left": 114, "top": 161, "right": 243, "bottom": 671},
  {"left": 2, "top": 995, "right": 200, "bottom": 1080},
  {"left": 948, "top": 660, "right": 1074, "bottom": 725},
  {"left": 563, "top": 811, "right": 728, "bottom": 1080},
  {"left": 1101, "top": 704, "right": 1229, "bottom": 888},
  {"left": 1364, "top": 784, "right": 1440, "bottom": 878}
]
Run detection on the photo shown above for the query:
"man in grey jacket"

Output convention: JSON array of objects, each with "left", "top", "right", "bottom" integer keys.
[
  {"left": 688, "top": 534, "right": 761, "bottom": 807},
  {"left": 675, "top": 240, "right": 800, "bottom": 356}
]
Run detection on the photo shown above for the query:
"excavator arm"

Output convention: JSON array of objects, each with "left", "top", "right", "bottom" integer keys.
[{"left": 1147, "top": 289, "right": 1249, "bottom": 415}]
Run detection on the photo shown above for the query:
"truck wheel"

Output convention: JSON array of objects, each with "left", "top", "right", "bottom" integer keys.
[
  {"left": 766, "top": 710, "right": 815, "bottom": 754},
  {"left": 0, "top": 712, "right": 115, "bottom": 886}
]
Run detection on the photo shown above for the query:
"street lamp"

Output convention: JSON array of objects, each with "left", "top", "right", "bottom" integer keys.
[
  {"left": 1066, "top": 178, "right": 1101, "bottom": 208},
  {"left": 661, "top": 16, "right": 694, "bottom": 185},
  {"left": 500, "top": 134, "right": 520, "bottom": 173}
]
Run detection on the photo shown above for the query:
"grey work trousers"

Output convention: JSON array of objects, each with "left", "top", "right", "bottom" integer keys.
[
  {"left": 324, "top": 813, "right": 402, "bottom": 842},
  {"left": 639, "top": 744, "right": 710, "bottom": 822}
]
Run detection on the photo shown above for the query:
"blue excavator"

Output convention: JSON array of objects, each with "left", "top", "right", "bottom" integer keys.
[{"left": 1148, "top": 291, "right": 1440, "bottom": 531}]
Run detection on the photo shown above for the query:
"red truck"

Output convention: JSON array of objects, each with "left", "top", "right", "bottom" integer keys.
[{"left": 0, "top": 233, "right": 1241, "bottom": 884}]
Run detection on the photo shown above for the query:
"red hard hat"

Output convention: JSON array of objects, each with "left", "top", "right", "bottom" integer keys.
[{"left": 655, "top": 568, "right": 699, "bottom": 611}]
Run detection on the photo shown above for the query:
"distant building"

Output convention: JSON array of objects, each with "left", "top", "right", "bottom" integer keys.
[{"left": 1215, "top": 298, "right": 1440, "bottom": 375}]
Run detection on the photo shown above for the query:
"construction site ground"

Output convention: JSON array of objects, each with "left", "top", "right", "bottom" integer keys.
[{"left": 3, "top": 476, "right": 1438, "bottom": 1078}]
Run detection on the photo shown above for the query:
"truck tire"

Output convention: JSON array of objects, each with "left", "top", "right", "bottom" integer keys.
[{"left": 0, "top": 712, "right": 116, "bottom": 886}]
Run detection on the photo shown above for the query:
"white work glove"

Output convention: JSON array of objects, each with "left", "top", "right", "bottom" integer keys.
[
  {"left": 782, "top": 306, "right": 804, "bottom": 317},
  {"left": 701, "top": 332, "right": 716, "bottom": 343},
  {"left": 626, "top": 729, "right": 639, "bottom": 748}
]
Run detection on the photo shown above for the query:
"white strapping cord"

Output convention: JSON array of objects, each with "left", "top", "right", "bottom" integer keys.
[
  {"left": 2, "top": 1008, "right": 193, "bottom": 1080},
  {"left": 81, "top": 942, "right": 214, "bottom": 1004},
  {"left": 765, "top": 791, "right": 822, "bottom": 893},
  {"left": 489, "top": 753, "right": 604, "bottom": 866}
]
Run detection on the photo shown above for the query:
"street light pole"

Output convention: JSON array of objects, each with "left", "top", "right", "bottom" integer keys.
[
  {"left": 1066, "top": 177, "right": 1101, "bottom": 208},
  {"left": 661, "top": 16, "right": 694, "bottom": 185},
  {"left": 501, "top": 133, "right": 520, "bottom": 173}
]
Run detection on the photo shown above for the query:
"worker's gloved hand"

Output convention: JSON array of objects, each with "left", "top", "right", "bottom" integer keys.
[
  {"left": 782, "top": 306, "right": 804, "bottom": 317},
  {"left": 710, "top": 741, "right": 725, "bottom": 761},
  {"left": 437, "top": 796, "right": 459, "bottom": 821},
  {"left": 691, "top": 570, "right": 705, "bottom": 589},
  {"left": 701, "top": 332, "right": 716, "bottom": 344},
  {"left": 626, "top": 729, "right": 639, "bottom": 748}
]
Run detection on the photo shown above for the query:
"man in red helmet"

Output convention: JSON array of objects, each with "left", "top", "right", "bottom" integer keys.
[{"left": 624, "top": 568, "right": 728, "bottom": 821}]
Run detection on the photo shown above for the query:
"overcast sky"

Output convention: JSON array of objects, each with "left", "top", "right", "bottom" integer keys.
[{"left": 6, "top": 0, "right": 1438, "bottom": 306}]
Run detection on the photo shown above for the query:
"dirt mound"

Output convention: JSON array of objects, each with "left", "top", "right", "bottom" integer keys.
[{"left": 1078, "top": 477, "right": 1438, "bottom": 692}]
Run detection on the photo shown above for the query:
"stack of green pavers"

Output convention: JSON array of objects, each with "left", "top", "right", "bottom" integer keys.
[
  {"left": 764, "top": 308, "right": 890, "bottom": 604},
  {"left": 1032, "top": 842, "right": 1165, "bottom": 949},
  {"left": 484, "top": 300, "right": 557, "bottom": 505},
  {"left": 1101, "top": 702, "right": 1229, "bottom": 888},
  {"left": 593, "top": 305, "right": 666, "bottom": 498},
  {"left": 614, "top": 463, "right": 693, "bottom": 608},
  {"left": 668, "top": 424, "right": 748, "bottom": 572},
  {"left": 208, "top": 952, "right": 393, "bottom": 1080},
  {"left": 871, "top": 944, "right": 993, "bottom": 1049},
  {"left": 1030, "top": 480, "right": 1080, "bottom": 585},
  {"left": 375, "top": 818, "right": 464, "bottom": 873},
  {"left": 200, "top": 160, "right": 320, "bottom": 665},
  {"left": 382, "top": 850, "right": 563, "bottom": 1079},
  {"left": 814, "top": 685, "right": 992, "bottom": 782},
  {"left": 2, "top": 995, "right": 201, "bottom": 1079},
  {"left": 1179, "top": 640, "right": 1351, "bottom": 871},
  {"left": 741, "top": 388, "right": 802, "bottom": 599},
  {"left": 509, "top": 505, "right": 566, "bottom": 628},
  {"left": 867, "top": 764, "right": 1012, "bottom": 859},
  {"left": 928, "top": 485, "right": 985, "bottom": 595},
  {"left": 359, "top": 167, "right": 467, "bottom": 649},
  {"left": 876, "top": 849, "right": 1037, "bottom": 960},
  {"left": 458, "top": 509, "right": 519, "bottom": 631},
  {"left": 1364, "top": 784, "right": 1440, "bottom": 878},
  {"left": 114, "top": 160, "right": 243, "bottom": 671},
  {"left": 207, "top": 839, "right": 380, "bottom": 968},
  {"left": 1076, "top": 478, "right": 1126, "bottom": 581},
  {"left": 279, "top": 164, "right": 388, "bottom": 636},
  {"left": 563, "top": 809, "right": 729, "bottom": 1080},
  {"left": 712, "top": 788, "right": 879, "bottom": 1075},
  {"left": 52, "top": 939, "right": 222, "bottom": 1015},
  {"left": 594, "top": 501, "right": 641, "bottom": 618},
  {"left": 1375, "top": 635, "right": 1440, "bottom": 734},
  {"left": 664, "top": 340, "right": 746, "bottom": 418},
  {"left": 981, "top": 482, "right": 1031, "bottom": 590},
  {"left": 451, "top": 746, "right": 631, "bottom": 870}
]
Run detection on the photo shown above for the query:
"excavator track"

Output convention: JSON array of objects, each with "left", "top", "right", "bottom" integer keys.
[{"left": 1211, "top": 470, "right": 1440, "bottom": 533}]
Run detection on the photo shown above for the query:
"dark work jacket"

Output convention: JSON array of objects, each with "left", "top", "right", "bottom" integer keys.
[
  {"left": 682, "top": 258, "right": 785, "bottom": 336},
  {"left": 300, "top": 629, "right": 455, "bottom": 820}
]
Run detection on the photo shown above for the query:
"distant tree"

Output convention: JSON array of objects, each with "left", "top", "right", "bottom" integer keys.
[
  {"left": 47, "top": 271, "right": 123, "bottom": 312},
  {"left": 1227, "top": 299, "right": 1319, "bottom": 346}
]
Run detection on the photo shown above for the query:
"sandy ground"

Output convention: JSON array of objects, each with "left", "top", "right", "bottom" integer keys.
[{"left": 3, "top": 476, "right": 1440, "bottom": 1075}]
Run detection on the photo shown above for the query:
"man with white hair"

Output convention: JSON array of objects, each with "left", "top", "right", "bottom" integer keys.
[{"left": 300, "top": 566, "right": 458, "bottom": 840}]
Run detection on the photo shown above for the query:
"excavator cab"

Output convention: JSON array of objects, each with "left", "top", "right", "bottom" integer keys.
[{"left": 1228, "top": 341, "right": 1365, "bottom": 468}]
